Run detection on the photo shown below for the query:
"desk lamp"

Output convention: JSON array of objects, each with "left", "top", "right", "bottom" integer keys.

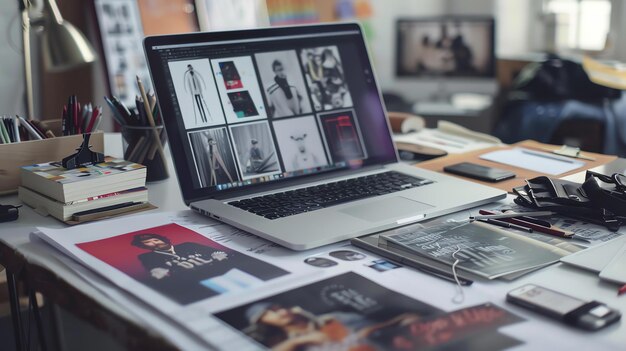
[{"left": 20, "top": 0, "right": 97, "bottom": 119}]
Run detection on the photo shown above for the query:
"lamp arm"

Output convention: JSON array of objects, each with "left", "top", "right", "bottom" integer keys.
[
  {"left": 20, "top": 0, "right": 35, "bottom": 119},
  {"left": 43, "top": 0, "right": 64, "bottom": 24}
]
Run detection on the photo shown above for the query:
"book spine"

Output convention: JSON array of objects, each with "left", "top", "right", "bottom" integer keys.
[{"left": 65, "top": 187, "right": 146, "bottom": 205}]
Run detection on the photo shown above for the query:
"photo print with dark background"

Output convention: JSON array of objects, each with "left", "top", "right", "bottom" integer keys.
[
  {"left": 168, "top": 59, "right": 224, "bottom": 129},
  {"left": 318, "top": 109, "right": 366, "bottom": 163},
  {"left": 211, "top": 56, "right": 267, "bottom": 123},
  {"left": 227, "top": 91, "right": 259, "bottom": 118},
  {"left": 76, "top": 223, "right": 289, "bottom": 305},
  {"left": 255, "top": 50, "right": 312, "bottom": 118},
  {"left": 216, "top": 272, "right": 523, "bottom": 351},
  {"left": 188, "top": 127, "right": 238, "bottom": 188},
  {"left": 272, "top": 115, "right": 328, "bottom": 172},
  {"left": 300, "top": 46, "right": 353, "bottom": 112},
  {"left": 229, "top": 121, "right": 281, "bottom": 180}
]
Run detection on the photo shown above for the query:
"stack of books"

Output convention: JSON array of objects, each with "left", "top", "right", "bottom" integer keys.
[{"left": 19, "top": 157, "right": 148, "bottom": 222}]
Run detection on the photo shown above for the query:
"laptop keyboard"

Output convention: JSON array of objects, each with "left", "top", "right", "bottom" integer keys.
[{"left": 228, "top": 171, "right": 433, "bottom": 220}]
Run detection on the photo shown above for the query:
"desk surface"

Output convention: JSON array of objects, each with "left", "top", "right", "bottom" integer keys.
[{"left": 1, "top": 134, "right": 625, "bottom": 350}]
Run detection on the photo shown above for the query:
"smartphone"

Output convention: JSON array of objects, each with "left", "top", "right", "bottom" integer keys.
[
  {"left": 507, "top": 284, "right": 621, "bottom": 331},
  {"left": 443, "top": 162, "right": 515, "bottom": 182}
]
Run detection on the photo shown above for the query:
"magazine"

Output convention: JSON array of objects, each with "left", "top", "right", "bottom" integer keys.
[
  {"left": 381, "top": 221, "right": 578, "bottom": 279},
  {"left": 216, "top": 272, "right": 524, "bottom": 351}
]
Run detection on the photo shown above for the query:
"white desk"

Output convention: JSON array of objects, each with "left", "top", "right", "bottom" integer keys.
[{"left": 1, "top": 134, "right": 625, "bottom": 350}]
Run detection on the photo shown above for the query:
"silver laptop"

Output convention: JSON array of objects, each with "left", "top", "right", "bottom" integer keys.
[{"left": 144, "top": 23, "right": 505, "bottom": 250}]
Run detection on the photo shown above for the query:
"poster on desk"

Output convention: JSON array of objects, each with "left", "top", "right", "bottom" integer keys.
[
  {"left": 216, "top": 272, "right": 524, "bottom": 351},
  {"left": 76, "top": 223, "right": 289, "bottom": 305}
]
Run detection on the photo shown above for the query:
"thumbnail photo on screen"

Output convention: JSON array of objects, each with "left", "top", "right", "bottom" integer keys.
[
  {"left": 255, "top": 50, "right": 312, "bottom": 118},
  {"left": 168, "top": 58, "right": 225, "bottom": 129},
  {"left": 212, "top": 56, "right": 267, "bottom": 123},
  {"left": 300, "top": 46, "right": 353, "bottom": 112},
  {"left": 188, "top": 127, "right": 239, "bottom": 187},
  {"left": 272, "top": 115, "right": 329, "bottom": 172},
  {"left": 318, "top": 109, "right": 366, "bottom": 163},
  {"left": 229, "top": 121, "right": 281, "bottom": 180}
]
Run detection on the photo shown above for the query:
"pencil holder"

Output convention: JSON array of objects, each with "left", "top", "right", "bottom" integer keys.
[{"left": 121, "top": 125, "right": 168, "bottom": 182}]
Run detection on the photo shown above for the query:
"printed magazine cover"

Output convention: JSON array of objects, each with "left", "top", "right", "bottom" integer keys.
[
  {"left": 76, "top": 223, "right": 289, "bottom": 304},
  {"left": 216, "top": 272, "right": 523, "bottom": 350}
]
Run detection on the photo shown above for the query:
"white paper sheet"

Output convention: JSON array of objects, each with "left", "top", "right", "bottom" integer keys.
[{"left": 480, "top": 148, "right": 585, "bottom": 175}]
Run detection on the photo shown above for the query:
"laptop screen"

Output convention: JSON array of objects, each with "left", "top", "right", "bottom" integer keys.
[{"left": 145, "top": 23, "right": 397, "bottom": 203}]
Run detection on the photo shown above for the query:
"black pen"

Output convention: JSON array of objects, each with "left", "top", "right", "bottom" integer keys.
[{"left": 478, "top": 218, "right": 533, "bottom": 233}]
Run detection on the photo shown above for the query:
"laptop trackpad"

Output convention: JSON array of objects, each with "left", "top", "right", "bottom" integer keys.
[{"left": 340, "top": 196, "right": 433, "bottom": 222}]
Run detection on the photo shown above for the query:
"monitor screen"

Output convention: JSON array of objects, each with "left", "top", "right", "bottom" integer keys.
[
  {"left": 396, "top": 17, "right": 495, "bottom": 78},
  {"left": 144, "top": 24, "right": 397, "bottom": 203}
]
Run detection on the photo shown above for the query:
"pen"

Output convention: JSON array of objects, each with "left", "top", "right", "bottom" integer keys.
[
  {"left": 521, "top": 149, "right": 576, "bottom": 164},
  {"left": 618, "top": 284, "right": 626, "bottom": 296},
  {"left": 470, "top": 211, "right": 556, "bottom": 221},
  {"left": 478, "top": 210, "right": 573, "bottom": 238},
  {"left": 477, "top": 218, "right": 533, "bottom": 233}
]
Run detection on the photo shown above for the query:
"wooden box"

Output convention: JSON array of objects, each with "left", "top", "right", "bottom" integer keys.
[{"left": 0, "top": 132, "right": 104, "bottom": 195}]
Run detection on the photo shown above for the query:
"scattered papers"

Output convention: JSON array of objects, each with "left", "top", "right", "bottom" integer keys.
[
  {"left": 561, "top": 235, "right": 626, "bottom": 272},
  {"left": 480, "top": 148, "right": 585, "bottom": 175},
  {"left": 599, "top": 241, "right": 626, "bottom": 284},
  {"left": 394, "top": 120, "right": 501, "bottom": 154}
]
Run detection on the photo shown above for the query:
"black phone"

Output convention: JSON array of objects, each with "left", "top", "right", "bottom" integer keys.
[
  {"left": 507, "top": 284, "right": 621, "bottom": 331},
  {"left": 443, "top": 162, "right": 515, "bottom": 182}
]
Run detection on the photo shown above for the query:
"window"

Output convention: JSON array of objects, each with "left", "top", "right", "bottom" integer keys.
[{"left": 544, "top": 0, "right": 612, "bottom": 51}]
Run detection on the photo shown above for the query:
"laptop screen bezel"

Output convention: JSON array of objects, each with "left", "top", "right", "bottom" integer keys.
[{"left": 144, "top": 22, "right": 398, "bottom": 205}]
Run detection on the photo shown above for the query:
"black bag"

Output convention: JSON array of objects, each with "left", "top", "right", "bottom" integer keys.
[
  {"left": 513, "top": 171, "right": 626, "bottom": 231},
  {"left": 512, "top": 55, "right": 622, "bottom": 101}
]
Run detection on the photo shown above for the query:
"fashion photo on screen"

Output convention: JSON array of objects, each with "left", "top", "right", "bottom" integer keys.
[
  {"left": 300, "top": 46, "right": 353, "bottom": 111},
  {"left": 255, "top": 50, "right": 312, "bottom": 118},
  {"left": 188, "top": 127, "right": 239, "bottom": 188}
]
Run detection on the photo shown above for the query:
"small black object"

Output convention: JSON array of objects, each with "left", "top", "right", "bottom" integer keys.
[
  {"left": 444, "top": 162, "right": 516, "bottom": 182},
  {"left": 62, "top": 133, "right": 104, "bottom": 170},
  {"left": 0, "top": 204, "right": 21, "bottom": 223}
]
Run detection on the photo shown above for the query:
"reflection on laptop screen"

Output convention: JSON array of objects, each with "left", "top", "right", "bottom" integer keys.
[{"left": 148, "top": 27, "right": 396, "bottom": 193}]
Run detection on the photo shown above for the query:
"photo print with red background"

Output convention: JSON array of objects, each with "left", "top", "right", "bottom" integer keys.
[{"left": 77, "top": 223, "right": 289, "bottom": 305}]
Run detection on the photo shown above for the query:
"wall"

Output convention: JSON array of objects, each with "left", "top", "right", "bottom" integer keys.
[
  {"left": 368, "top": 0, "right": 445, "bottom": 101},
  {"left": 0, "top": 1, "right": 25, "bottom": 116}
]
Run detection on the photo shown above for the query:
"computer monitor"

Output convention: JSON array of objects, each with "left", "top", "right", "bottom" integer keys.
[{"left": 394, "top": 17, "right": 496, "bottom": 103}]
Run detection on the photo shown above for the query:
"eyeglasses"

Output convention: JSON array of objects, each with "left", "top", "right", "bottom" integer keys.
[{"left": 586, "top": 171, "right": 626, "bottom": 192}]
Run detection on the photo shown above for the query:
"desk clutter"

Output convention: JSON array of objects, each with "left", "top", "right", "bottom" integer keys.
[{"left": 18, "top": 155, "right": 151, "bottom": 224}]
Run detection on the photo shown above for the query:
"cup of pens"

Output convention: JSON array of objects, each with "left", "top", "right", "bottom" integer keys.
[{"left": 122, "top": 124, "right": 168, "bottom": 182}]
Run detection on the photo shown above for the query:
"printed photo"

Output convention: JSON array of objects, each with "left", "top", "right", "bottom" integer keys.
[
  {"left": 329, "top": 250, "right": 366, "bottom": 261},
  {"left": 188, "top": 127, "right": 239, "bottom": 188},
  {"left": 76, "top": 223, "right": 289, "bottom": 305},
  {"left": 229, "top": 121, "right": 281, "bottom": 180},
  {"left": 168, "top": 59, "right": 225, "bottom": 129},
  {"left": 94, "top": 0, "right": 151, "bottom": 106},
  {"left": 255, "top": 50, "right": 312, "bottom": 118},
  {"left": 303, "top": 257, "right": 337, "bottom": 268},
  {"left": 300, "top": 46, "right": 353, "bottom": 111},
  {"left": 216, "top": 272, "right": 523, "bottom": 351},
  {"left": 318, "top": 110, "right": 367, "bottom": 163},
  {"left": 211, "top": 56, "right": 267, "bottom": 123},
  {"left": 272, "top": 116, "right": 328, "bottom": 173},
  {"left": 367, "top": 259, "right": 402, "bottom": 272}
]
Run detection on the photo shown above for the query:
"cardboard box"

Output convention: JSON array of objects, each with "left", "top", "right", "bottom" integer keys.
[{"left": 0, "top": 132, "right": 104, "bottom": 195}]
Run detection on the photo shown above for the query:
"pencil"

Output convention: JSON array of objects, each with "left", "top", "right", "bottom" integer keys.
[{"left": 136, "top": 75, "right": 168, "bottom": 176}]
